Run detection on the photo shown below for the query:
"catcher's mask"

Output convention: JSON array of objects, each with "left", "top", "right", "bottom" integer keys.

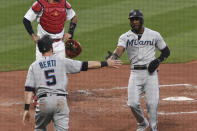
[
  {"left": 38, "top": 35, "right": 53, "bottom": 54},
  {"left": 128, "top": 9, "right": 144, "bottom": 32}
]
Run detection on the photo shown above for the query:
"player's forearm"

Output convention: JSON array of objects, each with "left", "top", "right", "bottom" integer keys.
[
  {"left": 71, "top": 15, "right": 77, "bottom": 23},
  {"left": 81, "top": 61, "right": 108, "bottom": 71},
  {"left": 81, "top": 60, "right": 121, "bottom": 71},
  {"left": 23, "top": 17, "right": 34, "bottom": 35},
  {"left": 87, "top": 61, "right": 102, "bottom": 69},
  {"left": 24, "top": 91, "right": 33, "bottom": 104},
  {"left": 68, "top": 15, "right": 77, "bottom": 39},
  {"left": 113, "top": 46, "right": 125, "bottom": 58},
  {"left": 24, "top": 91, "right": 33, "bottom": 111},
  {"left": 158, "top": 46, "right": 170, "bottom": 62}
]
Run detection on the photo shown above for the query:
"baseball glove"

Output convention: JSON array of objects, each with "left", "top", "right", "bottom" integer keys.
[{"left": 65, "top": 39, "right": 82, "bottom": 58}]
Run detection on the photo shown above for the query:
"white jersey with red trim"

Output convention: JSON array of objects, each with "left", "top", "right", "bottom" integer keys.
[{"left": 24, "top": 1, "right": 75, "bottom": 39}]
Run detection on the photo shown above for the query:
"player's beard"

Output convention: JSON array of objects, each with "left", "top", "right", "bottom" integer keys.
[{"left": 131, "top": 24, "right": 143, "bottom": 34}]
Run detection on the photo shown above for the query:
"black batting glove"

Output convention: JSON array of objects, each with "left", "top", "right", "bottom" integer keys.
[
  {"left": 148, "top": 58, "right": 161, "bottom": 74},
  {"left": 105, "top": 51, "right": 119, "bottom": 60}
]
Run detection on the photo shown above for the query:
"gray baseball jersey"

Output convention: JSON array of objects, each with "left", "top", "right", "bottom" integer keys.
[
  {"left": 25, "top": 55, "right": 82, "bottom": 96},
  {"left": 118, "top": 27, "right": 166, "bottom": 66},
  {"left": 25, "top": 55, "right": 82, "bottom": 130},
  {"left": 25, "top": 56, "right": 82, "bottom": 131},
  {"left": 118, "top": 28, "right": 167, "bottom": 131}
]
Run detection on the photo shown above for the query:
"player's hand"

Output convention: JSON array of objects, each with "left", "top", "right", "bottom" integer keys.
[
  {"left": 31, "top": 34, "right": 39, "bottom": 44},
  {"left": 63, "top": 33, "right": 72, "bottom": 42},
  {"left": 148, "top": 58, "right": 160, "bottom": 73},
  {"left": 107, "top": 59, "right": 122, "bottom": 68},
  {"left": 22, "top": 110, "right": 30, "bottom": 125}
]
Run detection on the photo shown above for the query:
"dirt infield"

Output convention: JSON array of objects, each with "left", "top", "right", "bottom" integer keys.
[{"left": 0, "top": 61, "right": 197, "bottom": 131}]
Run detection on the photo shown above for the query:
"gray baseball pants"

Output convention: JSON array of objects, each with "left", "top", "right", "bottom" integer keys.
[
  {"left": 127, "top": 70, "right": 159, "bottom": 131},
  {"left": 34, "top": 94, "right": 69, "bottom": 131}
]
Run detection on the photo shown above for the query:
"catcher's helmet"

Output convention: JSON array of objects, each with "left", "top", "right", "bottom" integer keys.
[
  {"left": 38, "top": 35, "right": 53, "bottom": 53},
  {"left": 128, "top": 9, "right": 143, "bottom": 20}
]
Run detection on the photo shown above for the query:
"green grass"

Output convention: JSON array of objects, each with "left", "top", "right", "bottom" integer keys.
[{"left": 0, "top": 0, "right": 197, "bottom": 71}]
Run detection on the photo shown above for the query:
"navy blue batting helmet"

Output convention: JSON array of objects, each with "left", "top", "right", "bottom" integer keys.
[
  {"left": 128, "top": 9, "right": 143, "bottom": 19},
  {"left": 38, "top": 35, "right": 53, "bottom": 53}
]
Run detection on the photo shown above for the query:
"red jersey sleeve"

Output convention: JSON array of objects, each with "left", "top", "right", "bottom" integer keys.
[{"left": 65, "top": 1, "right": 71, "bottom": 9}]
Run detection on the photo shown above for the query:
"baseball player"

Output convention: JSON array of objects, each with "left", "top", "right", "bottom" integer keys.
[
  {"left": 23, "top": 0, "right": 78, "bottom": 106},
  {"left": 22, "top": 35, "right": 122, "bottom": 131},
  {"left": 23, "top": 0, "right": 77, "bottom": 60},
  {"left": 108, "top": 9, "right": 170, "bottom": 131}
]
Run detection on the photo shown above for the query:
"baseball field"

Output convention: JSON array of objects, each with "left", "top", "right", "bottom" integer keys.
[{"left": 0, "top": 0, "right": 197, "bottom": 130}]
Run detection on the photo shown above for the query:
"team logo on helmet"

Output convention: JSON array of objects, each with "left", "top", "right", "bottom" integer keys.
[{"left": 128, "top": 9, "right": 143, "bottom": 19}]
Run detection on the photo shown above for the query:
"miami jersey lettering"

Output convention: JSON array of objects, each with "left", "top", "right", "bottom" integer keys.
[{"left": 118, "top": 28, "right": 166, "bottom": 65}]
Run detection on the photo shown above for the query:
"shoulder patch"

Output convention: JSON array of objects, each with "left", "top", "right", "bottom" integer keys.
[
  {"left": 32, "top": 1, "right": 42, "bottom": 12},
  {"left": 65, "top": 1, "right": 71, "bottom": 9}
]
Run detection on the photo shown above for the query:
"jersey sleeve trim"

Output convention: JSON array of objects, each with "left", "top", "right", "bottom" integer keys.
[
  {"left": 25, "top": 86, "right": 35, "bottom": 92},
  {"left": 117, "top": 44, "right": 126, "bottom": 48},
  {"left": 65, "top": 1, "right": 71, "bottom": 9},
  {"left": 81, "top": 61, "right": 88, "bottom": 71}
]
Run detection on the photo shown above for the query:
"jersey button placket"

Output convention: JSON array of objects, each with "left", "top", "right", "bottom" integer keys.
[{"left": 137, "top": 40, "right": 141, "bottom": 61}]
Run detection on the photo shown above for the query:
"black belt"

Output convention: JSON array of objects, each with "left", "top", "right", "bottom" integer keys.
[
  {"left": 133, "top": 65, "right": 147, "bottom": 70},
  {"left": 38, "top": 93, "right": 66, "bottom": 98}
]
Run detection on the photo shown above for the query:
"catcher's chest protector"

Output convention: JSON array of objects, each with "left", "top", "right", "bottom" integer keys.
[{"left": 39, "top": 0, "right": 67, "bottom": 33}]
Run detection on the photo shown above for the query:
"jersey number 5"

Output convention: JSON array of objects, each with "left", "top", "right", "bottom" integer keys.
[{"left": 45, "top": 69, "right": 57, "bottom": 86}]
